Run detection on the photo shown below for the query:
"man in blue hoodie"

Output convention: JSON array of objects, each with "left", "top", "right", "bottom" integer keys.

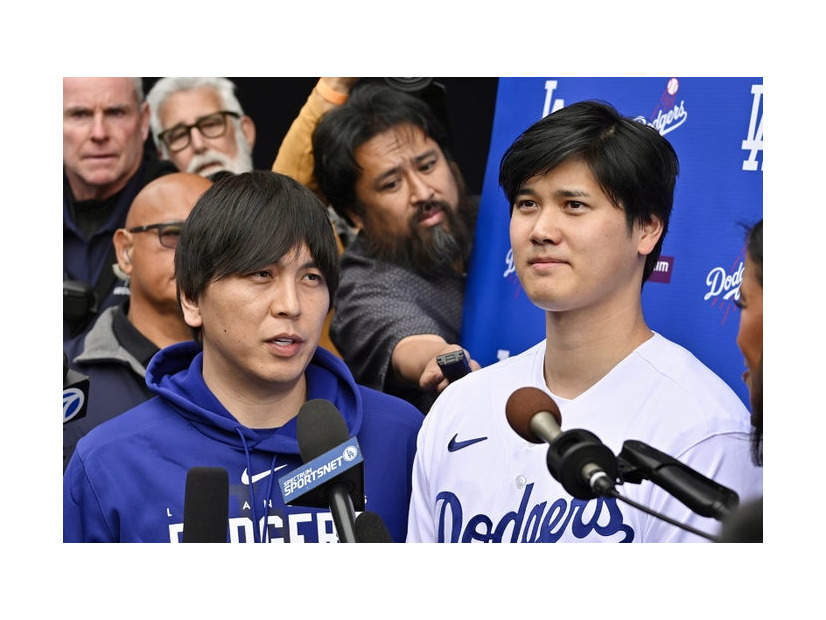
[{"left": 63, "top": 171, "right": 424, "bottom": 543}]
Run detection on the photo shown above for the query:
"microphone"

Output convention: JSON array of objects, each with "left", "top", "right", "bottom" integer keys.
[
  {"left": 182, "top": 467, "right": 229, "bottom": 543},
  {"left": 63, "top": 351, "right": 89, "bottom": 424},
  {"left": 284, "top": 399, "right": 365, "bottom": 543},
  {"left": 355, "top": 511, "right": 394, "bottom": 543},
  {"left": 617, "top": 439, "right": 740, "bottom": 521},
  {"left": 506, "top": 387, "right": 618, "bottom": 499}
]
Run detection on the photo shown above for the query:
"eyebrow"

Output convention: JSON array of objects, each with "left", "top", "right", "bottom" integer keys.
[
  {"left": 104, "top": 103, "right": 132, "bottom": 113},
  {"left": 372, "top": 148, "right": 439, "bottom": 187},
  {"left": 165, "top": 111, "right": 224, "bottom": 130},
  {"left": 515, "top": 186, "right": 591, "bottom": 199},
  {"left": 279, "top": 250, "right": 319, "bottom": 270},
  {"left": 64, "top": 103, "right": 131, "bottom": 115}
]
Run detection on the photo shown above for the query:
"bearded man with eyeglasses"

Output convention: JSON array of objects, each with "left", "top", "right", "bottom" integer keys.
[
  {"left": 63, "top": 172, "right": 213, "bottom": 470},
  {"left": 147, "top": 77, "right": 257, "bottom": 179}
]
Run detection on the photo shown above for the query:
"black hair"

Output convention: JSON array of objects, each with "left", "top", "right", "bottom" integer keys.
[
  {"left": 312, "top": 82, "right": 455, "bottom": 227},
  {"left": 744, "top": 218, "right": 763, "bottom": 466},
  {"left": 499, "top": 100, "right": 679, "bottom": 284},
  {"left": 175, "top": 171, "right": 340, "bottom": 338},
  {"left": 746, "top": 218, "right": 763, "bottom": 287},
  {"left": 750, "top": 354, "right": 763, "bottom": 467}
]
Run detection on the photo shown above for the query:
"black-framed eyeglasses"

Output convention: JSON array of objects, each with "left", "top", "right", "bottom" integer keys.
[
  {"left": 128, "top": 221, "right": 185, "bottom": 249},
  {"left": 157, "top": 110, "right": 240, "bottom": 153}
]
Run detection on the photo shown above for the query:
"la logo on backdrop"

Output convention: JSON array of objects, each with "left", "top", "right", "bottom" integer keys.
[{"left": 461, "top": 77, "right": 763, "bottom": 407}]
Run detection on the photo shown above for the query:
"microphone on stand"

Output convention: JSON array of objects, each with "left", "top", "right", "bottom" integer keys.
[
  {"left": 505, "top": 386, "right": 739, "bottom": 541},
  {"left": 506, "top": 387, "right": 618, "bottom": 499},
  {"left": 617, "top": 439, "right": 739, "bottom": 521}
]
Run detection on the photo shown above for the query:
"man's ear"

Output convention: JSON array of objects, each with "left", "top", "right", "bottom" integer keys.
[
  {"left": 179, "top": 291, "right": 204, "bottom": 329},
  {"left": 241, "top": 115, "right": 256, "bottom": 149},
  {"left": 345, "top": 207, "right": 364, "bottom": 230},
  {"left": 448, "top": 159, "right": 467, "bottom": 197},
  {"left": 113, "top": 229, "right": 134, "bottom": 275},
  {"left": 638, "top": 216, "right": 664, "bottom": 256},
  {"left": 139, "top": 100, "right": 151, "bottom": 142}
]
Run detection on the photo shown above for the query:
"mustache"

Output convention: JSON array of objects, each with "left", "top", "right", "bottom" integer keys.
[
  {"left": 359, "top": 185, "right": 477, "bottom": 274},
  {"left": 411, "top": 199, "right": 450, "bottom": 222},
  {"left": 186, "top": 150, "right": 233, "bottom": 173}
]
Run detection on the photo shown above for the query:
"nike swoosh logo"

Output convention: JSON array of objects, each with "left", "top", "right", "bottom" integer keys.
[
  {"left": 448, "top": 433, "right": 488, "bottom": 452},
  {"left": 241, "top": 464, "right": 289, "bottom": 485}
]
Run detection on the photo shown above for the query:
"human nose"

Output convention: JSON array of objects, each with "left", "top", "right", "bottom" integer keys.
[
  {"left": 270, "top": 280, "right": 301, "bottom": 317},
  {"left": 188, "top": 126, "right": 208, "bottom": 153},
  {"left": 90, "top": 111, "right": 109, "bottom": 141},
  {"left": 529, "top": 208, "right": 562, "bottom": 244},
  {"left": 408, "top": 171, "right": 435, "bottom": 204}
]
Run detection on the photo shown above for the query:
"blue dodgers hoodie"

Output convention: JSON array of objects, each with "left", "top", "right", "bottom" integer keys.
[{"left": 63, "top": 341, "right": 424, "bottom": 543}]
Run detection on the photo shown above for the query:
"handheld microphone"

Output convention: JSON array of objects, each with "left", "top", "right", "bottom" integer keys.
[
  {"left": 63, "top": 351, "right": 89, "bottom": 424},
  {"left": 182, "top": 467, "right": 229, "bottom": 543},
  {"left": 286, "top": 399, "right": 365, "bottom": 543},
  {"left": 617, "top": 439, "right": 740, "bottom": 521},
  {"left": 506, "top": 387, "right": 617, "bottom": 499},
  {"left": 355, "top": 511, "right": 394, "bottom": 543}
]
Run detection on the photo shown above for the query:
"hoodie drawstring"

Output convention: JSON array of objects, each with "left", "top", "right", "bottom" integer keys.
[{"left": 236, "top": 429, "right": 278, "bottom": 543}]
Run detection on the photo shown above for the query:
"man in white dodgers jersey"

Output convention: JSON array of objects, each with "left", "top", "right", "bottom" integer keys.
[{"left": 406, "top": 100, "right": 763, "bottom": 543}]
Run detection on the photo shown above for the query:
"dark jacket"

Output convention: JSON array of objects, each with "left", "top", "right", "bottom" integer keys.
[
  {"left": 63, "top": 303, "right": 158, "bottom": 469},
  {"left": 63, "top": 148, "right": 176, "bottom": 341}
]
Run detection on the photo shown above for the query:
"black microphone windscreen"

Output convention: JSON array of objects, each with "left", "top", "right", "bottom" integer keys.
[
  {"left": 183, "top": 467, "right": 229, "bottom": 543},
  {"left": 293, "top": 399, "right": 365, "bottom": 512},
  {"left": 296, "top": 399, "right": 351, "bottom": 462},
  {"left": 355, "top": 511, "right": 394, "bottom": 543},
  {"left": 505, "top": 387, "right": 561, "bottom": 443}
]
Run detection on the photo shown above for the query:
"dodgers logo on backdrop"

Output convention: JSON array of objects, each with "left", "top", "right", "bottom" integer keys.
[
  {"left": 542, "top": 80, "right": 565, "bottom": 118},
  {"left": 634, "top": 77, "right": 688, "bottom": 136},
  {"left": 504, "top": 248, "right": 515, "bottom": 278},
  {"left": 742, "top": 84, "right": 763, "bottom": 171},
  {"left": 502, "top": 248, "right": 531, "bottom": 300},
  {"left": 704, "top": 246, "right": 745, "bottom": 324}
]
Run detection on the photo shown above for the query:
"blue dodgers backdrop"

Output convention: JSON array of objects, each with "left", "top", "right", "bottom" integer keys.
[{"left": 461, "top": 77, "right": 763, "bottom": 409}]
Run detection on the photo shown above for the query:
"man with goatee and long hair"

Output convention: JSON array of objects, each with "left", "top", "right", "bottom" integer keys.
[{"left": 313, "top": 83, "right": 481, "bottom": 414}]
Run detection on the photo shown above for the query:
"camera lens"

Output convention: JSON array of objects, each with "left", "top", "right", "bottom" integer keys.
[{"left": 383, "top": 78, "right": 433, "bottom": 93}]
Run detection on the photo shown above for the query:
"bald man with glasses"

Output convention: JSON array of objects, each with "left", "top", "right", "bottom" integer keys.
[{"left": 63, "top": 172, "right": 213, "bottom": 470}]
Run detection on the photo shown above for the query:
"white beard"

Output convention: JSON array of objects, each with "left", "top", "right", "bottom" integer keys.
[{"left": 186, "top": 134, "right": 254, "bottom": 177}]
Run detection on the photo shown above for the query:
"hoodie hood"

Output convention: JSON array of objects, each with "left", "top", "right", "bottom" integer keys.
[{"left": 145, "top": 341, "right": 364, "bottom": 458}]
